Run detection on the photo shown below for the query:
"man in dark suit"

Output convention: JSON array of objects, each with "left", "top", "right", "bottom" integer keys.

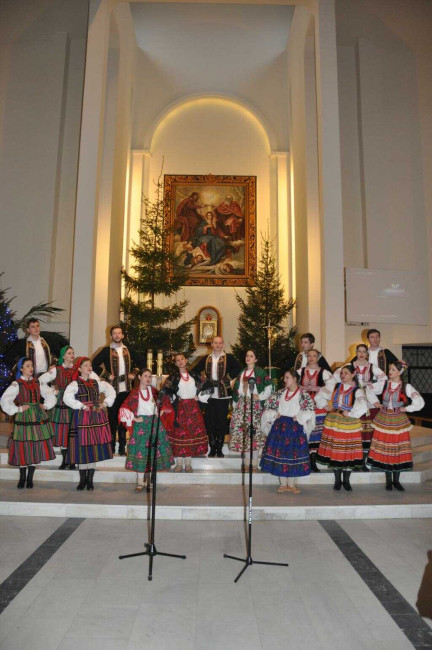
[
  {"left": 194, "top": 336, "right": 241, "bottom": 457},
  {"left": 92, "top": 326, "right": 139, "bottom": 455},
  {"left": 351, "top": 328, "right": 398, "bottom": 375},
  {"left": 293, "top": 332, "right": 331, "bottom": 372}
]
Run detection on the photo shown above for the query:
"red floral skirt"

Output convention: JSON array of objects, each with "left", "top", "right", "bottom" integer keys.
[{"left": 168, "top": 399, "right": 208, "bottom": 457}]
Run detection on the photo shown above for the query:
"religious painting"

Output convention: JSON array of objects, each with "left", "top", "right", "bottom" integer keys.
[{"left": 164, "top": 174, "right": 256, "bottom": 286}]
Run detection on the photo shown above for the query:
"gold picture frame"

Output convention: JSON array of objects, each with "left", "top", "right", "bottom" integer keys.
[{"left": 164, "top": 174, "right": 256, "bottom": 287}]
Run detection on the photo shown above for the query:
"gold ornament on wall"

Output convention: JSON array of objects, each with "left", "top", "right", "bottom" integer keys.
[{"left": 196, "top": 306, "right": 221, "bottom": 346}]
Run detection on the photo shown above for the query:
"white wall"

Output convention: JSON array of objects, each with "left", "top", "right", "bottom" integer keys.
[
  {"left": 0, "top": 0, "right": 88, "bottom": 333},
  {"left": 130, "top": 3, "right": 293, "bottom": 151},
  {"left": 336, "top": 0, "right": 432, "bottom": 360},
  {"left": 144, "top": 97, "right": 272, "bottom": 355}
]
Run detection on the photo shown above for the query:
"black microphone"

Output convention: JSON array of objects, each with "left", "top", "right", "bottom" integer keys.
[{"left": 248, "top": 377, "right": 256, "bottom": 388}]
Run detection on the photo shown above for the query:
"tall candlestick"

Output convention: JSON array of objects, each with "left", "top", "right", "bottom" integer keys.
[
  {"left": 147, "top": 350, "right": 153, "bottom": 372},
  {"left": 156, "top": 350, "right": 163, "bottom": 376}
]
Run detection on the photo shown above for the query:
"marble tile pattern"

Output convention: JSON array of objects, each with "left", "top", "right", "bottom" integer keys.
[{"left": 0, "top": 517, "right": 431, "bottom": 649}]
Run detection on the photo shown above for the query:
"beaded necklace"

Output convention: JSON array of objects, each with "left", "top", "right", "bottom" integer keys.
[{"left": 284, "top": 386, "right": 300, "bottom": 401}]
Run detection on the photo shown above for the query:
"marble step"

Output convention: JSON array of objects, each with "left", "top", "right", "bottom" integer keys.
[
  {"left": 1, "top": 461, "right": 432, "bottom": 484},
  {"left": 0, "top": 480, "right": 431, "bottom": 521}
]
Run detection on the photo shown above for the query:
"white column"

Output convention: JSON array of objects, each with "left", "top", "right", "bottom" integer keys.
[
  {"left": 314, "top": 0, "right": 345, "bottom": 362},
  {"left": 271, "top": 152, "right": 290, "bottom": 301},
  {"left": 124, "top": 150, "right": 151, "bottom": 275},
  {"left": 69, "top": 0, "right": 111, "bottom": 354}
]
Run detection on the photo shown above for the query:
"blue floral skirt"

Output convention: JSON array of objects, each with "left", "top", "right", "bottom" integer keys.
[{"left": 260, "top": 415, "right": 310, "bottom": 478}]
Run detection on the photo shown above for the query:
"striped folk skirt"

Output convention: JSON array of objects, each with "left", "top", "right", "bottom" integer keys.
[
  {"left": 367, "top": 409, "right": 413, "bottom": 472},
  {"left": 8, "top": 404, "right": 55, "bottom": 466},
  {"left": 66, "top": 408, "right": 113, "bottom": 465},
  {"left": 168, "top": 399, "right": 208, "bottom": 457},
  {"left": 228, "top": 396, "right": 266, "bottom": 453},
  {"left": 316, "top": 412, "right": 363, "bottom": 470},
  {"left": 50, "top": 389, "right": 73, "bottom": 448},
  {"left": 360, "top": 407, "right": 380, "bottom": 452},
  {"left": 308, "top": 409, "right": 326, "bottom": 454},
  {"left": 125, "top": 415, "right": 173, "bottom": 473},
  {"left": 260, "top": 415, "right": 310, "bottom": 478}
]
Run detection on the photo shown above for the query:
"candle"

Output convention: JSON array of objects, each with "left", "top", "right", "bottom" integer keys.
[
  {"left": 157, "top": 350, "right": 163, "bottom": 376},
  {"left": 147, "top": 350, "right": 153, "bottom": 372}
]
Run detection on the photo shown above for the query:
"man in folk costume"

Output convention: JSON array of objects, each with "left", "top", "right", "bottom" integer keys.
[
  {"left": 194, "top": 336, "right": 241, "bottom": 457},
  {"left": 92, "top": 325, "right": 138, "bottom": 455},
  {"left": 24, "top": 318, "right": 51, "bottom": 378},
  {"left": 293, "top": 332, "right": 331, "bottom": 372},
  {"left": 351, "top": 329, "right": 398, "bottom": 376}
]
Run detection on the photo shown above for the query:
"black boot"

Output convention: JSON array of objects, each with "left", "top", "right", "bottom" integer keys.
[
  {"left": 362, "top": 453, "right": 370, "bottom": 472},
  {"left": 392, "top": 471, "right": 405, "bottom": 491},
  {"left": 118, "top": 427, "right": 127, "bottom": 456},
  {"left": 69, "top": 462, "right": 76, "bottom": 470},
  {"left": 26, "top": 466, "right": 35, "bottom": 489},
  {"left": 59, "top": 448, "right": 67, "bottom": 470},
  {"left": 86, "top": 468, "right": 95, "bottom": 491},
  {"left": 111, "top": 439, "right": 117, "bottom": 455},
  {"left": 216, "top": 446, "right": 224, "bottom": 458},
  {"left": 333, "top": 469, "right": 342, "bottom": 491},
  {"left": 208, "top": 445, "right": 216, "bottom": 458},
  {"left": 17, "top": 467, "right": 27, "bottom": 489},
  {"left": 77, "top": 469, "right": 87, "bottom": 491},
  {"left": 385, "top": 471, "right": 393, "bottom": 491},
  {"left": 342, "top": 470, "right": 352, "bottom": 491},
  {"left": 310, "top": 454, "right": 320, "bottom": 473}
]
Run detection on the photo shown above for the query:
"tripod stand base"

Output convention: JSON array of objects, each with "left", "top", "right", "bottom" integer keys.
[
  {"left": 223, "top": 554, "right": 288, "bottom": 583},
  {"left": 119, "top": 544, "right": 187, "bottom": 581}
]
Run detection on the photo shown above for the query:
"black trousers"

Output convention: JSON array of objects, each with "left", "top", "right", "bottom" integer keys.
[
  {"left": 204, "top": 398, "right": 230, "bottom": 452},
  {"left": 108, "top": 391, "right": 129, "bottom": 451}
]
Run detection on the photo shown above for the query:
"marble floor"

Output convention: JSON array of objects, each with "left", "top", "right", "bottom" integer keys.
[{"left": 0, "top": 517, "right": 431, "bottom": 649}]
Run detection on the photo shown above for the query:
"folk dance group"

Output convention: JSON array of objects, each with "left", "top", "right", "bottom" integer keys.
[{"left": 0, "top": 321, "right": 425, "bottom": 494}]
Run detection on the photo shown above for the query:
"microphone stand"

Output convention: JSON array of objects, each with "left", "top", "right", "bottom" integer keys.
[
  {"left": 224, "top": 377, "right": 288, "bottom": 582},
  {"left": 119, "top": 391, "right": 186, "bottom": 580}
]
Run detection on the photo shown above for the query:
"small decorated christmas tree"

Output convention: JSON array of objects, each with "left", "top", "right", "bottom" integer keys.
[
  {"left": 0, "top": 273, "right": 68, "bottom": 395},
  {"left": 232, "top": 235, "right": 296, "bottom": 373},
  {"left": 0, "top": 277, "right": 18, "bottom": 395},
  {"left": 121, "top": 173, "right": 195, "bottom": 368}
]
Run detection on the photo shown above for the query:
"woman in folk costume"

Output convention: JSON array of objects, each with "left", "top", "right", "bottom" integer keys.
[
  {"left": 228, "top": 350, "right": 273, "bottom": 471},
  {"left": 119, "top": 369, "right": 174, "bottom": 492},
  {"left": 368, "top": 360, "right": 424, "bottom": 491},
  {"left": 63, "top": 357, "right": 115, "bottom": 491},
  {"left": 260, "top": 369, "right": 315, "bottom": 494},
  {"left": 298, "top": 349, "right": 335, "bottom": 473},
  {"left": 39, "top": 345, "right": 77, "bottom": 470},
  {"left": 163, "top": 353, "right": 208, "bottom": 473},
  {"left": 316, "top": 364, "right": 367, "bottom": 491},
  {"left": 1, "top": 357, "right": 56, "bottom": 489},
  {"left": 334, "top": 343, "right": 387, "bottom": 472}
]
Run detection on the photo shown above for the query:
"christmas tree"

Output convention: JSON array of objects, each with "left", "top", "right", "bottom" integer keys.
[
  {"left": 0, "top": 273, "right": 69, "bottom": 395},
  {"left": 232, "top": 236, "right": 296, "bottom": 373},
  {"left": 0, "top": 276, "right": 18, "bottom": 395},
  {"left": 121, "top": 172, "right": 195, "bottom": 368}
]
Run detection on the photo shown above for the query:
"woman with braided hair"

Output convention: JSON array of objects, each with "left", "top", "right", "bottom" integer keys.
[
  {"left": 260, "top": 369, "right": 315, "bottom": 494},
  {"left": 119, "top": 368, "right": 174, "bottom": 492},
  {"left": 39, "top": 345, "right": 77, "bottom": 470},
  {"left": 63, "top": 357, "right": 115, "bottom": 491},
  {"left": 316, "top": 364, "right": 367, "bottom": 491},
  {"left": 1, "top": 357, "right": 56, "bottom": 488},
  {"left": 368, "top": 360, "right": 424, "bottom": 490}
]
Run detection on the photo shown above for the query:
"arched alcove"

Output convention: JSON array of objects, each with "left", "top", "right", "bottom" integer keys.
[{"left": 129, "top": 95, "right": 278, "bottom": 351}]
